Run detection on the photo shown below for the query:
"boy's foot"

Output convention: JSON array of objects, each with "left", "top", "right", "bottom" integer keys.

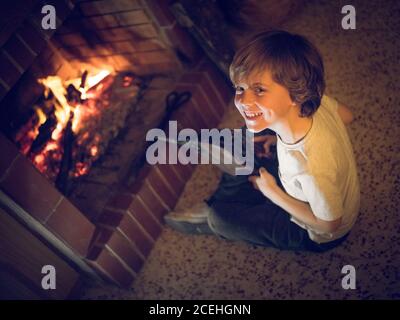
[{"left": 164, "top": 201, "right": 214, "bottom": 235}]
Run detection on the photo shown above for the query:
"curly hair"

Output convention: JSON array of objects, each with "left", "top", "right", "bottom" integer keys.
[{"left": 229, "top": 30, "right": 325, "bottom": 117}]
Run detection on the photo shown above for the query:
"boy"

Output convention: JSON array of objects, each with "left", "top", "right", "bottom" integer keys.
[{"left": 165, "top": 30, "right": 360, "bottom": 252}]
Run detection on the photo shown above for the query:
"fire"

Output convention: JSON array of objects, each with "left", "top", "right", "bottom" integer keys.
[
  {"left": 24, "top": 69, "right": 115, "bottom": 182},
  {"left": 74, "top": 162, "right": 89, "bottom": 177},
  {"left": 34, "top": 154, "right": 45, "bottom": 166},
  {"left": 44, "top": 141, "right": 58, "bottom": 152},
  {"left": 52, "top": 122, "right": 65, "bottom": 141},
  {"left": 38, "top": 69, "right": 111, "bottom": 136},
  {"left": 87, "top": 70, "right": 110, "bottom": 88},
  {"left": 35, "top": 107, "right": 47, "bottom": 126},
  {"left": 90, "top": 145, "right": 98, "bottom": 156}
]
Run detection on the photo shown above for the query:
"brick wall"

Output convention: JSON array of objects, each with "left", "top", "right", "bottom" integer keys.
[{"left": 0, "top": 0, "right": 73, "bottom": 103}]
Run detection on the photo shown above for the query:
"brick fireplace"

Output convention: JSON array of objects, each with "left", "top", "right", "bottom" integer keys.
[{"left": 0, "top": 0, "right": 232, "bottom": 292}]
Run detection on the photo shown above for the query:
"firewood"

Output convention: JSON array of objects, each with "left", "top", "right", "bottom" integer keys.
[
  {"left": 55, "top": 111, "right": 75, "bottom": 193},
  {"left": 28, "top": 107, "right": 57, "bottom": 155}
]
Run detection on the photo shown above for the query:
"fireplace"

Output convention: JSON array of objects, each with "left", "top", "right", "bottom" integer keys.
[{"left": 0, "top": 0, "right": 232, "bottom": 291}]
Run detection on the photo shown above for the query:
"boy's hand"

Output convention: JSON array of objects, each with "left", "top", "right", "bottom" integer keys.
[
  {"left": 248, "top": 167, "right": 279, "bottom": 199},
  {"left": 253, "top": 134, "right": 277, "bottom": 158}
]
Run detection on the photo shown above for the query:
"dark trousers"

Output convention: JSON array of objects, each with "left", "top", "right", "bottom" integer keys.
[{"left": 205, "top": 130, "right": 348, "bottom": 252}]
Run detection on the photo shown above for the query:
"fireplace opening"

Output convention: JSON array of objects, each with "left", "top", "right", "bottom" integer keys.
[{"left": 2, "top": 67, "right": 183, "bottom": 222}]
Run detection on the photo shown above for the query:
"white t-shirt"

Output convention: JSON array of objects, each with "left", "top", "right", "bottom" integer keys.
[{"left": 276, "top": 95, "right": 360, "bottom": 243}]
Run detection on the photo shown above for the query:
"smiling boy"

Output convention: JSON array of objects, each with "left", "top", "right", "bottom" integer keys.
[{"left": 165, "top": 30, "right": 360, "bottom": 252}]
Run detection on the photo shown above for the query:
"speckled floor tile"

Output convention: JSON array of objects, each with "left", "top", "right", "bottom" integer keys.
[{"left": 80, "top": 0, "right": 400, "bottom": 300}]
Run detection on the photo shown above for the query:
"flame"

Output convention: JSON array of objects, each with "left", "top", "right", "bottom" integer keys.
[
  {"left": 39, "top": 70, "right": 111, "bottom": 130},
  {"left": 90, "top": 145, "right": 98, "bottom": 156},
  {"left": 72, "top": 104, "right": 82, "bottom": 133},
  {"left": 87, "top": 70, "right": 110, "bottom": 88},
  {"left": 38, "top": 76, "right": 71, "bottom": 114},
  {"left": 30, "top": 69, "right": 113, "bottom": 179},
  {"left": 37, "top": 69, "right": 111, "bottom": 137},
  {"left": 34, "top": 154, "right": 45, "bottom": 166},
  {"left": 74, "top": 162, "right": 89, "bottom": 177},
  {"left": 35, "top": 107, "right": 47, "bottom": 126},
  {"left": 45, "top": 141, "right": 58, "bottom": 152}
]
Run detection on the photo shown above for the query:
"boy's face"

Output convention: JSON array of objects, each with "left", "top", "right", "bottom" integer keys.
[{"left": 234, "top": 69, "right": 294, "bottom": 133}]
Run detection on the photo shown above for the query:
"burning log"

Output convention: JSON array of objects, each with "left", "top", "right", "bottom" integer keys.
[
  {"left": 28, "top": 106, "right": 57, "bottom": 155},
  {"left": 66, "top": 70, "right": 89, "bottom": 106},
  {"left": 86, "top": 74, "right": 114, "bottom": 97},
  {"left": 55, "top": 111, "right": 75, "bottom": 193},
  {"left": 66, "top": 84, "right": 82, "bottom": 105},
  {"left": 80, "top": 70, "right": 88, "bottom": 89}
]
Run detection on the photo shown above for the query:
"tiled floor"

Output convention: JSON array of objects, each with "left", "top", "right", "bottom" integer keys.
[{"left": 80, "top": 0, "right": 400, "bottom": 299}]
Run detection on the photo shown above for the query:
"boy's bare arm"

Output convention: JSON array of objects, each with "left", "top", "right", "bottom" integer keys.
[
  {"left": 337, "top": 102, "right": 354, "bottom": 125},
  {"left": 249, "top": 168, "right": 342, "bottom": 234},
  {"left": 268, "top": 186, "right": 342, "bottom": 234}
]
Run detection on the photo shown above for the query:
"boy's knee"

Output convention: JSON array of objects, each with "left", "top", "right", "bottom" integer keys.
[
  {"left": 207, "top": 204, "right": 236, "bottom": 239},
  {"left": 207, "top": 205, "right": 224, "bottom": 234}
]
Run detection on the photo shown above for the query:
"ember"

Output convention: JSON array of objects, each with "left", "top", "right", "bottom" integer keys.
[{"left": 15, "top": 69, "right": 141, "bottom": 192}]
